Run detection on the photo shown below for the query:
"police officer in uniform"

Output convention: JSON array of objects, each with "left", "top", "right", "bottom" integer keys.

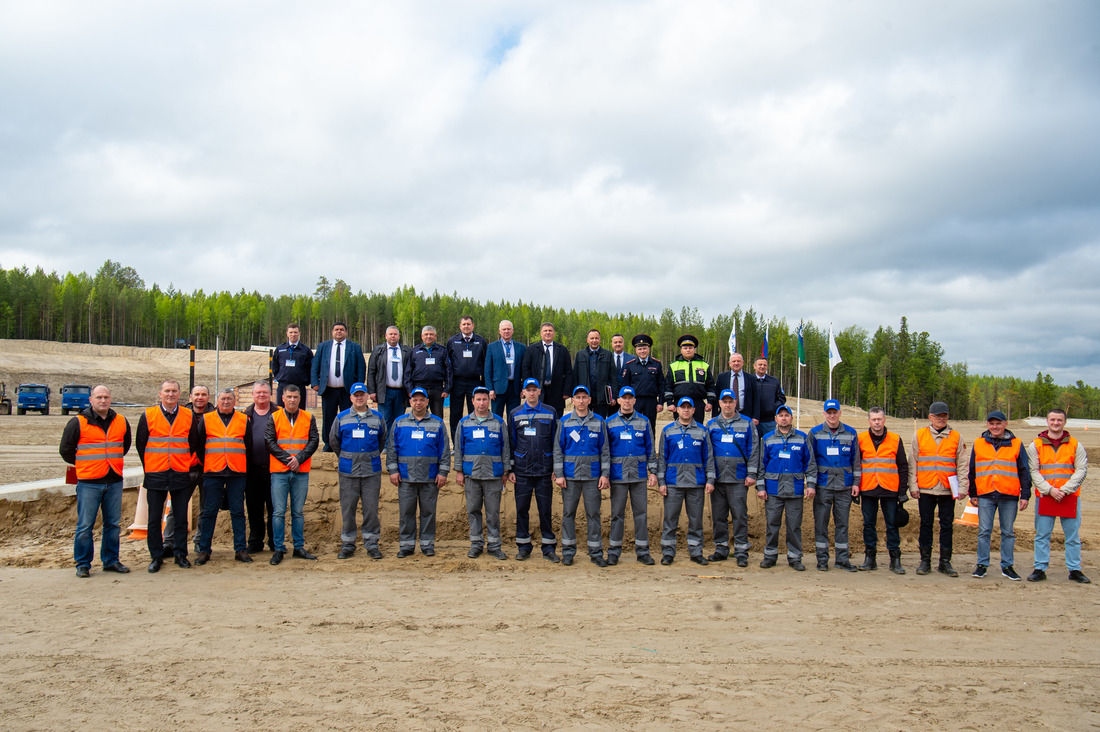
[
  {"left": 619, "top": 334, "right": 665, "bottom": 429},
  {"left": 664, "top": 334, "right": 715, "bottom": 426}
]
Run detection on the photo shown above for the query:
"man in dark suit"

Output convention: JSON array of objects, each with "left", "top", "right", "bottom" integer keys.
[
  {"left": 484, "top": 319, "right": 527, "bottom": 418},
  {"left": 573, "top": 328, "right": 617, "bottom": 418},
  {"left": 446, "top": 315, "right": 489, "bottom": 438},
  {"left": 752, "top": 356, "right": 786, "bottom": 437},
  {"left": 367, "top": 325, "right": 412, "bottom": 428},
  {"left": 311, "top": 321, "right": 366, "bottom": 451},
  {"left": 270, "top": 322, "right": 313, "bottom": 407},
  {"left": 715, "top": 352, "right": 757, "bottom": 421},
  {"left": 520, "top": 322, "right": 573, "bottom": 416}
]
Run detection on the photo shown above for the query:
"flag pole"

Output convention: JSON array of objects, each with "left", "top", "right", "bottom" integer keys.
[{"left": 797, "top": 359, "right": 802, "bottom": 431}]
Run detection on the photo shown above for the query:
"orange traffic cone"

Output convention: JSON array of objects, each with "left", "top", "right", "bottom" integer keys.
[
  {"left": 126, "top": 485, "right": 150, "bottom": 540},
  {"left": 955, "top": 503, "right": 980, "bottom": 526}
]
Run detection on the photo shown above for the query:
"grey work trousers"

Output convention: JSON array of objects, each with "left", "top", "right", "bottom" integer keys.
[
  {"left": 561, "top": 479, "right": 604, "bottom": 558},
  {"left": 661, "top": 485, "right": 705, "bottom": 558},
  {"left": 398, "top": 481, "right": 438, "bottom": 551},
  {"left": 710, "top": 480, "right": 751, "bottom": 559},
  {"left": 609, "top": 480, "right": 649, "bottom": 558},
  {"left": 339, "top": 473, "right": 381, "bottom": 550},
  {"left": 813, "top": 488, "right": 853, "bottom": 564},
  {"left": 764, "top": 495, "right": 804, "bottom": 563},
  {"left": 465, "top": 477, "right": 503, "bottom": 550}
]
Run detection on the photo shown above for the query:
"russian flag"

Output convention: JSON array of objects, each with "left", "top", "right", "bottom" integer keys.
[{"left": 761, "top": 324, "right": 769, "bottom": 359}]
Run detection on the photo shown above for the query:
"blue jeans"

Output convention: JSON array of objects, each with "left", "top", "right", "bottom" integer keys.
[
  {"left": 271, "top": 471, "right": 310, "bottom": 551},
  {"left": 74, "top": 480, "right": 123, "bottom": 568},
  {"left": 976, "top": 497, "right": 1018, "bottom": 569},
  {"left": 378, "top": 390, "right": 407, "bottom": 431},
  {"left": 1034, "top": 512, "right": 1081, "bottom": 572},
  {"left": 197, "top": 474, "right": 247, "bottom": 553}
]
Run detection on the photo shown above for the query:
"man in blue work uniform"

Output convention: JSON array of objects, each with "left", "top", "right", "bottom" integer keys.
[
  {"left": 331, "top": 382, "right": 387, "bottom": 560},
  {"left": 553, "top": 385, "right": 611, "bottom": 566},
  {"left": 758, "top": 404, "right": 816, "bottom": 571},
  {"left": 657, "top": 397, "right": 715, "bottom": 566},
  {"left": 387, "top": 387, "right": 451, "bottom": 557},
  {"left": 619, "top": 334, "right": 665, "bottom": 429},
  {"left": 447, "top": 315, "right": 489, "bottom": 439},
  {"left": 605, "top": 386, "right": 657, "bottom": 565},
  {"left": 408, "top": 326, "right": 452, "bottom": 419},
  {"left": 508, "top": 378, "right": 560, "bottom": 562},
  {"left": 810, "top": 399, "right": 860, "bottom": 572},
  {"left": 454, "top": 386, "right": 510, "bottom": 560},
  {"left": 706, "top": 389, "right": 759, "bottom": 566}
]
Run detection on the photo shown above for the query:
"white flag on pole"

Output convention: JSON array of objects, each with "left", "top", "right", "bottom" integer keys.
[
  {"left": 728, "top": 323, "right": 737, "bottom": 355},
  {"left": 828, "top": 324, "right": 843, "bottom": 371}
]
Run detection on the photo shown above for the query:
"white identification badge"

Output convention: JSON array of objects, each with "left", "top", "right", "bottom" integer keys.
[
  {"left": 286, "top": 359, "right": 296, "bottom": 367},
  {"left": 505, "top": 354, "right": 514, "bottom": 364},
  {"left": 721, "top": 435, "right": 734, "bottom": 443},
  {"left": 621, "top": 432, "right": 633, "bottom": 440},
  {"left": 827, "top": 447, "right": 840, "bottom": 456},
  {"left": 463, "top": 350, "right": 473, "bottom": 358},
  {"left": 678, "top": 440, "right": 684, "bottom": 450},
  {"left": 524, "top": 427, "right": 537, "bottom": 436},
  {"left": 425, "top": 358, "right": 436, "bottom": 365},
  {"left": 473, "top": 428, "right": 485, "bottom": 438},
  {"left": 570, "top": 430, "right": 581, "bottom": 443},
  {"left": 352, "top": 429, "right": 365, "bottom": 439},
  {"left": 412, "top": 430, "right": 425, "bottom": 440},
  {"left": 779, "top": 451, "right": 791, "bottom": 459}
]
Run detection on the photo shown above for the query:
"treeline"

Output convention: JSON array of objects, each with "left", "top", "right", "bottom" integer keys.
[{"left": 2, "top": 261, "right": 1098, "bottom": 420}]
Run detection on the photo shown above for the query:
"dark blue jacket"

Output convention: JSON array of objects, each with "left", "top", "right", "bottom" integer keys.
[
  {"left": 409, "top": 343, "right": 452, "bottom": 393},
  {"left": 484, "top": 339, "right": 527, "bottom": 395},
  {"left": 311, "top": 339, "right": 366, "bottom": 394},
  {"left": 271, "top": 340, "right": 314, "bottom": 386},
  {"left": 508, "top": 401, "right": 557, "bottom": 477},
  {"left": 446, "top": 333, "right": 489, "bottom": 383}
]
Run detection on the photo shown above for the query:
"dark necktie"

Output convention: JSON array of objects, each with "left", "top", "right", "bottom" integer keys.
[
  {"left": 616, "top": 354, "right": 622, "bottom": 372},
  {"left": 391, "top": 347, "right": 399, "bottom": 381},
  {"left": 334, "top": 342, "right": 342, "bottom": 378},
  {"left": 544, "top": 344, "right": 552, "bottom": 383},
  {"left": 504, "top": 342, "right": 513, "bottom": 379}
]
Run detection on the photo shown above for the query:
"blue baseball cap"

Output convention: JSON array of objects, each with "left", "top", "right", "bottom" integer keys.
[
  {"left": 719, "top": 389, "right": 736, "bottom": 400},
  {"left": 350, "top": 382, "right": 367, "bottom": 394},
  {"left": 776, "top": 404, "right": 792, "bottom": 416},
  {"left": 986, "top": 410, "right": 1007, "bottom": 421},
  {"left": 618, "top": 386, "right": 636, "bottom": 398},
  {"left": 572, "top": 385, "right": 590, "bottom": 396},
  {"left": 823, "top": 399, "right": 840, "bottom": 412},
  {"left": 677, "top": 396, "right": 694, "bottom": 407},
  {"left": 409, "top": 387, "right": 428, "bottom": 398},
  {"left": 472, "top": 386, "right": 490, "bottom": 396},
  {"left": 522, "top": 378, "right": 541, "bottom": 390}
]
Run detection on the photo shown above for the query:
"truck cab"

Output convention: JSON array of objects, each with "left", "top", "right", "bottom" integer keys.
[
  {"left": 61, "top": 384, "right": 92, "bottom": 415},
  {"left": 16, "top": 383, "right": 51, "bottom": 415}
]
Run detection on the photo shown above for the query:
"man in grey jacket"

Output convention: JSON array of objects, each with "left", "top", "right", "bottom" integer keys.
[
  {"left": 453, "top": 387, "right": 511, "bottom": 560},
  {"left": 387, "top": 387, "right": 451, "bottom": 557},
  {"left": 330, "top": 382, "right": 387, "bottom": 560},
  {"left": 553, "top": 385, "right": 611, "bottom": 566}
]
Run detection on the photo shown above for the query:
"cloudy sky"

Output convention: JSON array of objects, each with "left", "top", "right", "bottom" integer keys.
[{"left": 2, "top": 1, "right": 1098, "bottom": 383}]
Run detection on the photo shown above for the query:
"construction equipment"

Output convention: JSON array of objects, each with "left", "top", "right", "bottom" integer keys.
[
  {"left": 61, "top": 384, "right": 92, "bottom": 415},
  {"left": 16, "top": 383, "right": 51, "bottom": 415},
  {"left": 0, "top": 382, "right": 10, "bottom": 415}
]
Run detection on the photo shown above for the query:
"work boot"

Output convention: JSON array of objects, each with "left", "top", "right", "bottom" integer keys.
[
  {"left": 858, "top": 552, "right": 877, "bottom": 571},
  {"left": 916, "top": 548, "right": 932, "bottom": 575},
  {"left": 889, "top": 550, "right": 905, "bottom": 575},
  {"left": 938, "top": 558, "right": 959, "bottom": 577}
]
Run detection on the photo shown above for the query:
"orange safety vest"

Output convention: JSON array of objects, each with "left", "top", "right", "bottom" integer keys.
[
  {"left": 858, "top": 430, "right": 900, "bottom": 492},
  {"left": 203, "top": 410, "right": 248, "bottom": 473},
  {"left": 74, "top": 414, "right": 126, "bottom": 480},
  {"left": 1033, "top": 436, "right": 1078, "bottom": 493},
  {"left": 915, "top": 427, "right": 960, "bottom": 490},
  {"left": 270, "top": 408, "right": 313, "bottom": 473},
  {"left": 143, "top": 406, "right": 193, "bottom": 473},
  {"left": 972, "top": 437, "right": 1022, "bottom": 496}
]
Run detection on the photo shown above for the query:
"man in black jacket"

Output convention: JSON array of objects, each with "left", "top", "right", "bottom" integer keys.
[
  {"left": 752, "top": 356, "right": 786, "bottom": 437},
  {"left": 572, "top": 328, "right": 617, "bottom": 418},
  {"left": 715, "top": 352, "right": 757, "bottom": 420},
  {"left": 270, "top": 322, "right": 313, "bottom": 407},
  {"left": 446, "top": 315, "right": 489, "bottom": 438},
  {"left": 520, "top": 322, "right": 573, "bottom": 416}
]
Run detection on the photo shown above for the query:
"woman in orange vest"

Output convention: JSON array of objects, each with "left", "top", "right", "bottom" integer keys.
[
  {"left": 193, "top": 389, "right": 253, "bottom": 566},
  {"left": 59, "top": 385, "right": 132, "bottom": 578},
  {"left": 967, "top": 410, "right": 1031, "bottom": 580},
  {"left": 1025, "top": 408, "right": 1089, "bottom": 583}
]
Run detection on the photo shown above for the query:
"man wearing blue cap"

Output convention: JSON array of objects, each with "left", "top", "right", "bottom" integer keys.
[
  {"left": 657, "top": 397, "right": 715, "bottom": 565},
  {"left": 508, "top": 378, "right": 561, "bottom": 562},
  {"left": 454, "top": 386, "right": 510, "bottom": 560},
  {"left": 605, "top": 386, "right": 657, "bottom": 565},
  {"left": 553, "top": 385, "right": 611, "bottom": 566},
  {"left": 330, "top": 382, "right": 387, "bottom": 560},
  {"left": 758, "top": 404, "right": 816, "bottom": 571},
  {"left": 706, "top": 388, "right": 759, "bottom": 566},
  {"left": 809, "top": 399, "right": 860, "bottom": 571},
  {"left": 387, "top": 387, "right": 451, "bottom": 557},
  {"left": 968, "top": 410, "right": 1030, "bottom": 580}
]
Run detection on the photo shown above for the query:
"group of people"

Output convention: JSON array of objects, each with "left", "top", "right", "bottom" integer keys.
[{"left": 61, "top": 318, "right": 1088, "bottom": 585}]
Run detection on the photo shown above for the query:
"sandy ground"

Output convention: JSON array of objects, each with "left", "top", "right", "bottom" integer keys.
[{"left": 1, "top": 339, "right": 1098, "bottom": 730}]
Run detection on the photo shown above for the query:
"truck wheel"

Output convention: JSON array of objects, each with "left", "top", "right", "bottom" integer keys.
[
  {"left": 43, "top": 405, "right": 50, "bottom": 416},
  {"left": 62, "top": 408, "right": 69, "bottom": 416},
  {"left": 17, "top": 407, "right": 25, "bottom": 415}
]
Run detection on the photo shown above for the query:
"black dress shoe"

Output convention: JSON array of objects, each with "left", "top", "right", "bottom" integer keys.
[
  {"left": 736, "top": 556, "right": 748, "bottom": 567},
  {"left": 76, "top": 566, "right": 90, "bottom": 578},
  {"left": 707, "top": 552, "right": 728, "bottom": 562},
  {"left": 269, "top": 551, "right": 284, "bottom": 565},
  {"left": 174, "top": 556, "right": 192, "bottom": 569},
  {"left": 759, "top": 558, "right": 776, "bottom": 568},
  {"left": 337, "top": 547, "right": 355, "bottom": 559},
  {"left": 235, "top": 551, "right": 254, "bottom": 563},
  {"left": 467, "top": 547, "right": 483, "bottom": 558},
  {"left": 148, "top": 558, "right": 164, "bottom": 573},
  {"left": 690, "top": 555, "right": 709, "bottom": 566},
  {"left": 606, "top": 555, "right": 619, "bottom": 566},
  {"left": 194, "top": 552, "right": 211, "bottom": 566},
  {"left": 590, "top": 555, "right": 608, "bottom": 567},
  {"left": 544, "top": 551, "right": 561, "bottom": 564},
  {"left": 562, "top": 555, "right": 574, "bottom": 566},
  {"left": 660, "top": 555, "right": 673, "bottom": 566},
  {"left": 293, "top": 548, "right": 317, "bottom": 560},
  {"left": 638, "top": 554, "right": 655, "bottom": 565},
  {"left": 789, "top": 560, "right": 806, "bottom": 571},
  {"left": 103, "top": 562, "right": 130, "bottom": 574},
  {"left": 836, "top": 561, "right": 858, "bottom": 572},
  {"left": 515, "top": 550, "right": 531, "bottom": 562},
  {"left": 396, "top": 548, "right": 414, "bottom": 558},
  {"left": 422, "top": 547, "right": 436, "bottom": 557},
  {"left": 488, "top": 548, "right": 507, "bottom": 560},
  {"left": 367, "top": 548, "right": 383, "bottom": 560}
]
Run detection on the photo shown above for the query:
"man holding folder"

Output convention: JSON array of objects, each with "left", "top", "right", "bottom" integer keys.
[{"left": 908, "top": 401, "right": 968, "bottom": 577}]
